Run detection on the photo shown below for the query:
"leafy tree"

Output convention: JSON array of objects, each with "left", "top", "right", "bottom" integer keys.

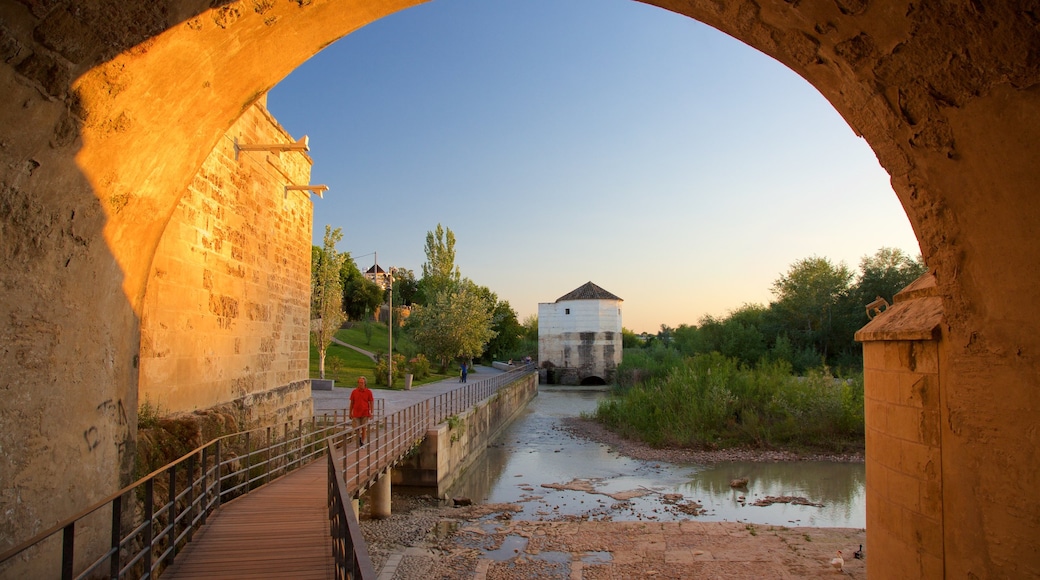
[
  {"left": 520, "top": 314, "right": 538, "bottom": 342},
  {"left": 622, "top": 327, "right": 643, "bottom": 349},
  {"left": 341, "top": 257, "right": 384, "bottom": 321},
  {"left": 390, "top": 267, "right": 419, "bottom": 306},
  {"left": 769, "top": 256, "right": 854, "bottom": 361},
  {"left": 418, "top": 223, "right": 461, "bottom": 304},
  {"left": 482, "top": 298, "right": 523, "bottom": 362},
  {"left": 311, "top": 226, "right": 347, "bottom": 379},
  {"left": 406, "top": 284, "right": 497, "bottom": 372},
  {"left": 852, "top": 247, "right": 927, "bottom": 309}
]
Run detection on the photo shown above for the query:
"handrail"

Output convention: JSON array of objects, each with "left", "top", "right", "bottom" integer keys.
[
  {"left": 325, "top": 363, "right": 535, "bottom": 580},
  {"left": 327, "top": 442, "right": 377, "bottom": 580},
  {"left": 0, "top": 405, "right": 379, "bottom": 579},
  {"left": 0, "top": 366, "right": 535, "bottom": 579}
]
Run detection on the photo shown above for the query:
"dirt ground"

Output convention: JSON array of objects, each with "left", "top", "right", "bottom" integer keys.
[
  {"left": 364, "top": 500, "right": 865, "bottom": 579},
  {"left": 361, "top": 418, "right": 867, "bottom": 579}
]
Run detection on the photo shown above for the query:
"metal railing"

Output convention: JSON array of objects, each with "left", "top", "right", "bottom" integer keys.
[
  {"left": 327, "top": 442, "right": 377, "bottom": 580},
  {"left": 0, "top": 406, "right": 381, "bottom": 580},
  {"left": 0, "top": 366, "right": 534, "bottom": 580},
  {"left": 325, "top": 363, "right": 535, "bottom": 580}
]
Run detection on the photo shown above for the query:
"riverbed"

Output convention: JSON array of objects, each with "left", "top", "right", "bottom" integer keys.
[{"left": 446, "top": 387, "right": 866, "bottom": 528}]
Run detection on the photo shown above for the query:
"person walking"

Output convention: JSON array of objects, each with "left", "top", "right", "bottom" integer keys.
[
  {"left": 349, "top": 376, "right": 374, "bottom": 446},
  {"left": 460, "top": 361, "right": 468, "bottom": 383}
]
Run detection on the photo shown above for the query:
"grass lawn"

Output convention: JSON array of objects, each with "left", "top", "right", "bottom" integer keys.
[{"left": 308, "top": 321, "right": 461, "bottom": 388}]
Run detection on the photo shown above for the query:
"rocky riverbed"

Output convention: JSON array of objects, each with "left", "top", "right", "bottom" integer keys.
[{"left": 359, "top": 417, "right": 866, "bottom": 579}]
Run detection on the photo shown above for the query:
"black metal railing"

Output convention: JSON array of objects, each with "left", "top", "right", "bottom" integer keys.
[
  {"left": 0, "top": 366, "right": 535, "bottom": 579},
  {"left": 0, "top": 406, "right": 381, "bottom": 580},
  {"left": 327, "top": 442, "right": 376, "bottom": 580}
]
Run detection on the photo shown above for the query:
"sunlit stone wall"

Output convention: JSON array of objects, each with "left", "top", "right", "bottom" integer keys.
[
  {"left": 857, "top": 274, "right": 944, "bottom": 578},
  {"left": 138, "top": 96, "right": 313, "bottom": 426}
]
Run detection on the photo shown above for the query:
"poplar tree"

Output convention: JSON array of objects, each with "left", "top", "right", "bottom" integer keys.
[
  {"left": 311, "top": 225, "right": 346, "bottom": 379},
  {"left": 418, "top": 223, "right": 461, "bottom": 304}
]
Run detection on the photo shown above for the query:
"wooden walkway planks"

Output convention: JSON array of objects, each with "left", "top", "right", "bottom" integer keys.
[{"left": 162, "top": 459, "right": 334, "bottom": 580}]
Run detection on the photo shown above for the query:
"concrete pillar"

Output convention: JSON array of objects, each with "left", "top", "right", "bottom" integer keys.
[
  {"left": 351, "top": 498, "right": 360, "bottom": 521},
  {"left": 369, "top": 471, "right": 392, "bottom": 519}
]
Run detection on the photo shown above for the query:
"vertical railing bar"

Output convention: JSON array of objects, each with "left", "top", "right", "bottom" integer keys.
[
  {"left": 143, "top": 478, "right": 154, "bottom": 578},
  {"left": 215, "top": 439, "right": 223, "bottom": 509},
  {"left": 109, "top": 494, "right": 122, "bottom": 579},
  {"left": 185, "top": 452, "right": 196, "bottom": 546},
  {"left": 166, "top": 463, "right": 176, "bottom": 566},
  {"left": 265, "top": 426, "right": 272, "bottom": 485},
  {"left": 60, "top": 523, "right": 74, "bottom": 580},
  {"left": 200, "top": 446, "right": 209, "bottom": 528}
]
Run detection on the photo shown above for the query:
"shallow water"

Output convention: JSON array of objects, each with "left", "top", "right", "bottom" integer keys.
[{"left": 446, "top": 387, "right": 865, "bottom": 528}]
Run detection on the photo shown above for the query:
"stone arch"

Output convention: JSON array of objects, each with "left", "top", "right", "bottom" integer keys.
[{"left": 1, "top": 0, "right": 1037, "bottom": 576}]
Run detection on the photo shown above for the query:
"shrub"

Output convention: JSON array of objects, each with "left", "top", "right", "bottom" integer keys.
[
  {"left": 594, "top": 352, "right": 864, "bottom": 452},
  {"left": 407, "top": 354, "right": 431, "bottom": 379}
]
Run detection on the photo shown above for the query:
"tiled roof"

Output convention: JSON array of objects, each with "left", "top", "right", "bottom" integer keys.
[
  {"left": 556, "top": 281, "right": 623, "bottom": 302},
  {"left": 365, "top": 264, "right": 386, "bottom": 274}
]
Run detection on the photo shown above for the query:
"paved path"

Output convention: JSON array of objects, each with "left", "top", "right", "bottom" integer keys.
[
  {"left": 331, "top": 337, "right": 377, "bottom": 362},
  {"left": 312, "top": 364, "right": 506, "bottom": 415}
]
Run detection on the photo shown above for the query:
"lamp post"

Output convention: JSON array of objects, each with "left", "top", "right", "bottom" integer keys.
[{"left": 387, "top": 267, "right": 396, "bottom": 388}]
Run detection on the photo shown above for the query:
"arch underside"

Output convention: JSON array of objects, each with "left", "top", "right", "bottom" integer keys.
[{"left": 0, "top": 0, "right": 1037, "bottom": 576}]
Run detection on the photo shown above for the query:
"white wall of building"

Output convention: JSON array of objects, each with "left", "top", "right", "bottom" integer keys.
[{"left": 538, "top": 299, "right": 622, "bottom": 382}]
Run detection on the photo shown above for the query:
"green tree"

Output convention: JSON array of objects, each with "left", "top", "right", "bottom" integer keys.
[
  {"left": 482, "top": 298, "right": 523, "bottom": 362},
  {"left": 311, "top": 225, "right": 347, "bottom": 379},
  {"left": 418, "top": 223, "right": 461, "bottom": 304},
  {"left": 521, "top": 314, "right": 538, "bottom": 342},
  {"left": 340, "top": 257, "right": 384, "bottom": 321},
  {"left": 852, "top": 247, "right": 927, "bottom": 309},
  {"left": 390, "top": 267, "right": 419, "bottom": 306},
  {"left": 622, "top": 327, "right": 643, "bottom": 349},
  {"left": 406, "top": 284, "right": 497, "bottom": 373},
  {"left": 769, "top": 256, "right": 854, "bottom": 362}
]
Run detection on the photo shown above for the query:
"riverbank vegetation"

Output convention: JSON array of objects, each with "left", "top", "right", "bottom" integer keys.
[
  {"left": 596, "top": 247, "right": 924, "bottom": 452},
  {"left": 596, "top": 351, "right": 864, "bottom": 452}
]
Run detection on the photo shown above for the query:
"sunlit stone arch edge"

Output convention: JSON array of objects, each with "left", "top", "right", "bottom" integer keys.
[{"left": 2, "top": 0, "right": 1037, "bottom": 576}]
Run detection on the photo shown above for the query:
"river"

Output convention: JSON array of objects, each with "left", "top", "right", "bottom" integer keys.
[{"left": 445, "top": 387, "right": 865, "bottom": 528}]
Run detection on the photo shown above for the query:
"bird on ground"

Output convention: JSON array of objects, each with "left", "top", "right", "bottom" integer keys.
[
  {"left": 853, "top": 544, "right": 864, "bottom": 559},
  {"left": 830, "top": 550, "right": 845, "bottom": 572}
]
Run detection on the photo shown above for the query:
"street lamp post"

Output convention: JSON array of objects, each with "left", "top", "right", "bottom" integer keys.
[{"left": 387, "top": 267, "right": 396, "bottom": 388}]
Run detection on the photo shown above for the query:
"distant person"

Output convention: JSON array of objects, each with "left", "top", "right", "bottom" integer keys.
[
  {"left": 460, "top": 362, "right": 468, "bottom": 383},
  {"left": 349, "top": 376, "right": 374, "bottom": 446}
]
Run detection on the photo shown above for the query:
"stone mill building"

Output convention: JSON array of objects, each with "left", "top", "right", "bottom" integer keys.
[{"left": 538, "top": 282, "right": 623, "bottom": 385}]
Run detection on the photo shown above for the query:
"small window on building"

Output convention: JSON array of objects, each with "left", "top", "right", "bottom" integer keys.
[{"left": 565, "top": 308, "right": 570, "bottom": 315}]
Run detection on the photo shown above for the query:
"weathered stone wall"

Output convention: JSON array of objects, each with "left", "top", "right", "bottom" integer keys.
[
  {"left": 0, "top": 1, "right": 1038, "bottom": 576},
  {"left": 138, "top": 96, "right": 313, "bottom": 428},
  {"left": 538, "top": 299, "right": 622, "bottom": 384}
]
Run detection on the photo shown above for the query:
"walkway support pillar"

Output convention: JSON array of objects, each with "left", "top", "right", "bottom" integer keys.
[{"left": 369, "top": 471, "right": 392, "bottom": 519}]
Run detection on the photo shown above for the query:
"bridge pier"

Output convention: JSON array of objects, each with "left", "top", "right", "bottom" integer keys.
[{"left": 369, "top": 471, "right": 392, "bottom": 519}]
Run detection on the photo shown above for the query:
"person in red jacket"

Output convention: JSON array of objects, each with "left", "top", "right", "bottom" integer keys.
[{"left": 349, "top": 376, "right": 374, "bottom": 446}]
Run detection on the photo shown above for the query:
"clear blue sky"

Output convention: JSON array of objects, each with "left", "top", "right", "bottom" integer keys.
[{"left": 268, "top": 0, "right": 920, "bottom": 334}]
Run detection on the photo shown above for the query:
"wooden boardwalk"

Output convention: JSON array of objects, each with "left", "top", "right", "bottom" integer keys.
[{"left": 161, "top": 459, "right": 333, "bottom": 580}]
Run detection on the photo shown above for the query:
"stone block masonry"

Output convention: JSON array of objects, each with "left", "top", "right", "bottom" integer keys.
[{"left": 138, "top": 95, "right": 313, "bottom": 428}]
